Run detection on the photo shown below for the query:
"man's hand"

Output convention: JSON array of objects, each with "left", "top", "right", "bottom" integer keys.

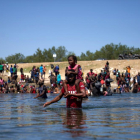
[
  {"left": 64, "top": 92, "right": 71, "bottom": 98},
  {"left": 64, "top": 91, "right": 69, "bottom": 95},
  {"left": 43, "top": 102, "right": 50, "bottom": 107},
  {"left": 34, "top": 97, "right": 37, "bottom": 99},
  {"left": 67, "top": 71, "right": 71, "bottom": 75}
]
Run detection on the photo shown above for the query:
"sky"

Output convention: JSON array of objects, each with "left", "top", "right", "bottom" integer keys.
[{"left": 0, "top": 0, "right": 140, "bottom": 59}]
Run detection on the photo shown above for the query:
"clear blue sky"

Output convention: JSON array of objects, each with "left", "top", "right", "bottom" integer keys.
[{"left": 0, "top": 0, "right": 140, "bottom": 59}]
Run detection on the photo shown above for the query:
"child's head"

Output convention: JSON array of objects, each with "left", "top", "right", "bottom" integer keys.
[{"left": 68, "top": 55, "right": 77, "bottom": 65}]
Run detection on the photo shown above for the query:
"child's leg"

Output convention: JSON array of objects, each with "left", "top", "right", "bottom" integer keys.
[
  {"left": 63, "top": 80, "right": 68, "bottom": 94},
  {"left": 75, "top": 79, "right": 81, "bottom": 93}
]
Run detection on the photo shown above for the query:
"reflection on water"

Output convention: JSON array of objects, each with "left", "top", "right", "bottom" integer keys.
[
  {"left": 62, "top": 109, "right": 87, "bottom": 138},
  {"left": 0, "top": 93, "right": 140, "bottom": 140}
]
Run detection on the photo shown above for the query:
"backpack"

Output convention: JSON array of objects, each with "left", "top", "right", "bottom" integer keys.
[{"left": 51, "top": 64, "right": 54, "bottom": 69}]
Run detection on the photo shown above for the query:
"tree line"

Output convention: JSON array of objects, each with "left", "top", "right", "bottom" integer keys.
[{"left": 1, "top": 43, "right": 140, "bottom": 63}]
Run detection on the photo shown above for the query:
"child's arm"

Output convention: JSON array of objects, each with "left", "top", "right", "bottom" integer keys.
[
  {"left": 63, "top": 80, "right": 68, "bottom": 94},
  {"left": 64, "top": 88, "right": 86, "bottom": 98}
]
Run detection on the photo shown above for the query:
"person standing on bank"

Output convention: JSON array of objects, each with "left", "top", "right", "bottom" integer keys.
[{"left": 39, "top": 64, "right": 43, "bottom": 79}]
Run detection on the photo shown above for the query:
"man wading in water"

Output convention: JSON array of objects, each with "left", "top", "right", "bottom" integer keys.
[
  {"left": 43, "top": 70, "right": 86, "bottom": 108},
  {"left": 34, "top": 80, "right": 48, "bottom": 99}
]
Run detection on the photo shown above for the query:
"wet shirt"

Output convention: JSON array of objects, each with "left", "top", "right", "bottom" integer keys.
[
  {"left": 38, "top": 86, "right": 47, "bottom": 98},
  {"left": 61, "top": 82, "right": 85, "bottom": 108}
]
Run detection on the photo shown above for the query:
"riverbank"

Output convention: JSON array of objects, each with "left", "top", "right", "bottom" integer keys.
[{"left": 2, "top": 59, "right": 140, "bottom": 89}]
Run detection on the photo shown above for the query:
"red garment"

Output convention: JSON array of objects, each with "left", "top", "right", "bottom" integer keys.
[
  {"left": 86, "top": 76, "right": 90, "bottom": 84},
  {"left": 88, "top": 72, "right": 97, "bottom": 77},
  {"left": 100, "top": 80, "right": 105, "bottom": 85},
  {"left": 21, "top": 74, "right": 24, "bottom": 80},
  {"left": 32, "top": 89, "right": 36, "bottom": 93},
  {"left": 61, "top": 82, "right": 85, "bottom": 108}
]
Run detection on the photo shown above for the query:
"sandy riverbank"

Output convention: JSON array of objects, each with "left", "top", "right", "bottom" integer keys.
[{"left": 3, "top": 59, "right": 140, "bottom": 88}]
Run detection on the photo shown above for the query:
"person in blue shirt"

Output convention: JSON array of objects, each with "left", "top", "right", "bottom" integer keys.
[
  {"left": 57, "top": 72, "right": 61, "bottom": 87},
  {"left": 54, "top": 65, "right": 59, "bottom": 76},
  {"left": 34, "top": 70, "right": 39, "bottom": 84},
  {"left": 39, "top": 65, "right": 43, "bottom": 79},
  {"left": 10, "top": 65, "right": 13, "bottom": 77},
  {"left": 7, "top": 77, "right": 11, "bottom": 83}
]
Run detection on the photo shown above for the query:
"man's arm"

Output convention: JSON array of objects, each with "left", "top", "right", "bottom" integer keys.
[
  {"left": 43, "top": 91, "right": 64, "bottom": 107},
  {"left": 34, "top": 90, "right": 45, "bottom": 98}
]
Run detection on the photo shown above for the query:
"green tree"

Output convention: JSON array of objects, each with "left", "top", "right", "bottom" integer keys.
[
  {"left": 0, "top": 58, "right": 6, "bottom": 63},
  {"left": 55, "top": 46, "right": 67, "bottom": 62},
  {"left": 33, "top": 48, "right": 44, "bottom": 62},
  {"left": 5, "top": 53, "right": 25, "bottom": 63}
]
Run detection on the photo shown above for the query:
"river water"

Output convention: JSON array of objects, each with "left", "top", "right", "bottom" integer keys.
[{"left": 0, "top": 93, "right": 140, "bottom": 140}]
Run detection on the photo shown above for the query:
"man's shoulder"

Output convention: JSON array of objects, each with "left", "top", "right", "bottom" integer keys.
[{"left": 79, "top": 81, "right": 85, "bottom": 87}]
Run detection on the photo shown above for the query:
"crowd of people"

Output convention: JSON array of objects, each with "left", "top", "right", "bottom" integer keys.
[{"left": 0, "top": 56, "right": 140, "bottom": 108}]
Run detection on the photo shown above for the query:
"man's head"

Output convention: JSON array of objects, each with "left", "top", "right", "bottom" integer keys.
[
  {"left": 90, "top": 69, "right": 93, "bottom": 72},
  {"left": 39, "top": 81, "right": 44, "bottom": 87},
  {"left": 67, "top": 70, "right": 76, "bottom": 83}
]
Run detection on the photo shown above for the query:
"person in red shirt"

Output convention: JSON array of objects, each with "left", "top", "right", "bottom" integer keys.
[
  {"left": 89, "top": 69, "right": 97, "bottom": 77},
  {"left": 43, "top": 70, "right": 86, "bottom": 108},
  {"left": 85, "top": 73, "right": 90, "bottom": 89}
]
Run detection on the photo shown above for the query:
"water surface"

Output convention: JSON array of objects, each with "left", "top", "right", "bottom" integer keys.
[{"left": 0, "top": 93, "right": 140, "bottom": 140}]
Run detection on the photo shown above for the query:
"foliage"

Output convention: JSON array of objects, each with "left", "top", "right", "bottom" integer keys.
[
  {"left": 2, "top": 43, "right": 140, "bottom": 63},
  {"left": 0, "top": 58, "right": 6, "bottom": 64},
  {"left": 5, "top": 53, "right": 25, "bottom": 63}
]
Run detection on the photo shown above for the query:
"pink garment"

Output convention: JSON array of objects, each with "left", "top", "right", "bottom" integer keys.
[
  {"left": 68, "top": 64, "right": 82, "bottom": 80},
  {"left": 0, "top": 79, "right": 4, "bottom": 85}
]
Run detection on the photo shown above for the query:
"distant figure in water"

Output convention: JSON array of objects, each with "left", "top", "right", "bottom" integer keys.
[{"left": 34, "top": 80, "right": 48, "bottom": 99}]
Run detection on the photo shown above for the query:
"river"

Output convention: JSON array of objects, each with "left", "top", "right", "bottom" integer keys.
[{"left": 0, "top": 93, "right": 140, "bottom": 140}]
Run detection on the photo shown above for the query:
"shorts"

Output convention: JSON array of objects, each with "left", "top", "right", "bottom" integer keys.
[
  {"left": 0, "top": 70, "right": 2, "bottom": 73},
  {"left": 43, "top": 72, "right": 45, "bottom": 74}
]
